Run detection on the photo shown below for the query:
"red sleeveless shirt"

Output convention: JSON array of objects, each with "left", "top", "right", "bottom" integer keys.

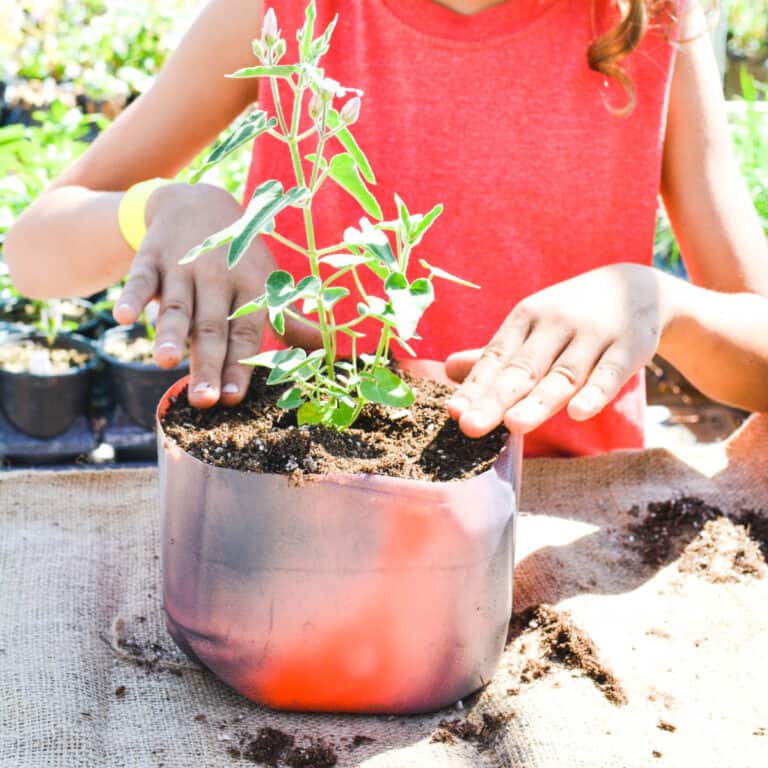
[{"left": 244, "top": 0, "right": 679, "bottom": 456}]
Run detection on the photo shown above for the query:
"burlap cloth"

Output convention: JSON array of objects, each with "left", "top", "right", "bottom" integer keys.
[{"left": 1, "top": 416, "right": 767, "bottom": 768}]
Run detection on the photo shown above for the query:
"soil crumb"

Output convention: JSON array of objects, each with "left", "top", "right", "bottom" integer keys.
[
  {"left": 284, "top": 741, "right": 337, "bottom": 768},
  {"left": 349, "top": 735, "right": 375, "bottom": 750},
  {"left": 161, "top": 368, "right": 508, "bottom": 481},
  {"left": 431, "top": 712, "right": 511, "bottom": 751},
  {"left": 238, "top": 727, "right": 294, "bottom": 765},
  {"left": 626, "top": 497, "right": 767, "bottom": 582},
  {"left": 229, "top": 728, "right": 337, "bottom": 767},
  {"left": 508, "top": 605, "right": 628, "bottom": 706}
]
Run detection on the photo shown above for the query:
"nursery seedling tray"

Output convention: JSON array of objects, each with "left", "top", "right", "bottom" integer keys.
[
  {"left": 102, "top": 406, "right": 157, "bottom": 461},
  {"left": 0, "top": 408, "right": 98, "bottom": 464}
]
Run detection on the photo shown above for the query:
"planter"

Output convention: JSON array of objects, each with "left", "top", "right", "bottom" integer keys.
[
  {"left": 0, "top": 332, "right": 97, "bottom": 438},
  {"left": 98, "top": 324, "right": 188, "bottom": 430},
  {"left": 157, "top": 374, "right": 521, "bottom": 714}
]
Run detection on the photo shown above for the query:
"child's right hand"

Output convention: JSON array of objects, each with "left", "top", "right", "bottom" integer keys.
[{"left": 112, "top": 182, "right": 320, "bottom": 408}]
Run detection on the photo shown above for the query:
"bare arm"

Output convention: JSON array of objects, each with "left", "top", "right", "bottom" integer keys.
[
  {"left": 658, "top": 2, "right": 768, "bottom": 410},
  {"left": 4, "top": 0, "right": 263, "bottom": 299}
]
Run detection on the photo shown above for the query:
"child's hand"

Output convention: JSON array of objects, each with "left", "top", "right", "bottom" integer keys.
[
  {"left": 445, "top": 263, "right": 672, "bottom": 437},
  {"left": 112, "top": 182, "right": 320, "bottom": 408}
]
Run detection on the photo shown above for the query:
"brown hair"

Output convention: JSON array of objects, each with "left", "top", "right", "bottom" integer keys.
[{"left": 588, "top": 1, "right": 712, "bottom": 116}]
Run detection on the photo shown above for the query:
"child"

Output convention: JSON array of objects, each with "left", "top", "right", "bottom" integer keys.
[{"left": 5, "top": 0, "right": 768, "bottom": 456}]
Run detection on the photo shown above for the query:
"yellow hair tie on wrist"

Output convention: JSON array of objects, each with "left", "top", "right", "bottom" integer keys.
[{"left": 118, "top": 177, "right": 172, "bottom": 252}]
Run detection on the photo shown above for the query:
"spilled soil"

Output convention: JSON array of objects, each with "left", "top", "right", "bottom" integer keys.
[
  {"left": 507, "top": 605, "right": 628, "bottom": 706},
  {"left": 626, "top": 497, "right": 767, "bottom": 583},
  {"left": 161, "top": 368, "right": 509, "bottom": 481},
  {"left": 227, "top": 727, "right": 337, "bottom": 767},
  {"left": 431, "top": 712, "right": 511, "bottom": 751}
]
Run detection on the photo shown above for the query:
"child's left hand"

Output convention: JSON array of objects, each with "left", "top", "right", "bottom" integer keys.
[{"left": 445, "top": 263, "right": 671, "bottom": 437}]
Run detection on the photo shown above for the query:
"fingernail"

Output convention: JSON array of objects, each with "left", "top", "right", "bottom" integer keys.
[
  {"left": 158, "top": 342, "right": 178, "bottom": 352},
  {"left": 222, "top": 383, "right": 239, "bottom": 395},
  {"left": 114, "top": 303, "right": 133, "bottom": 316},
  {"left": 192, "top": 382, "right": 212, "bottom": 394}
]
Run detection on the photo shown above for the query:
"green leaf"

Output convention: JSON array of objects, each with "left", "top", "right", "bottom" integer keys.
[
  {"left": 394, "top": 193, "right": 411, "bottom": 238},
  {"left": 239, "top": 349, "right": 283, "bottom": 367},
  {"left": 277, "top": 387, "right": 305, "bottom": 410},
  {"left": 297, "top": 400, "right": 325, "bottom": 425},
  {"left": 359, "top": 368, "right": 415, "bottom": 408},
  {"left": 302, "top": 286, "right": 350, "bottom": 314},
  {"left": 180, "top": 219, "right": 242, "bottom": 264},
  {"left": 328, "top": 399, "right": 357, "bottom": 429},
  {"left": 409, "top": 203, "right": 443, "bottom": 245},
  {"left": 328, "top": 154, "right": 382, "bottom": 219},
  {"left": 384, "top": 274, "right": 434, "bottom": 340},
  {"left": 298, "top": 1, "right": 316, "bottom": 62},
  {"left": 190, "top": 111, "right": 276, "bottom": 183},
  {"left": 228, "top": 183, "right": 308, "bottom": 268},
  {"left": 267, "top": 348, "right": 308, "bottom": 384},
  {"left": 327, "top": 109, "right": 375, "bottom": 183},
  {"left": 305, "top": 152, "right": 328, "bottom": 171},
  {"left": 229, "top": 293, "right": 268, "bottom": 319},
  {"left": 319, "top": 253, "right": 370, "bottom": 268},
  {"left": 419, "top": 259, "right": 480, "bottom": 289},
  {"left": 309, "top": 15, "right": 338, "bottom": 62},
  {"left": 357, "top": 296, "right": 397, "bottom": 326},
  {"left": 227, "top": 65, "right": 299, "bottom": 79},
  {"left": 264, "top": 271, "right": 321, "bottom": 335}
]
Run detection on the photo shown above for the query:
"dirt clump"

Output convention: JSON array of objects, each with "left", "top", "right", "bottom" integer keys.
[
  {"left": 508, "top": 605, "right": 627, "bottom": 706},
  {"left": 626, "top": 497, "right": 767, "bottom": 582},
  {"left": 431, "top": 712, "right": 511, "bottom": 751},
  {"left": 161, "top": 368, "right": 508, "bottom": 482},
  {"left": 679, "top": 517, "right": 766, "bottom": 583},
  {"left": 227, "top": 728, "right": 337, "bottom": 767},
  {"left": 349, "top": 735, "right": 375, "bottom": 750}
]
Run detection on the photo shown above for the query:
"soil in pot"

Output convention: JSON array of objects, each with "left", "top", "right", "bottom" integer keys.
[
  {"left": 99, "top": 325, "right": 188, "bottom": 431},
  {"left": 161, "top": 368, "right": 508, "bottom": 482},
  {"left": 0, "top": 332, "right": 96, "bottom": 438},
  {"left": 0, "top": 337, "right": 90, "bottom": 374},
  {"left": 0, "top": 297, "right": 103, "bottom": 337}
]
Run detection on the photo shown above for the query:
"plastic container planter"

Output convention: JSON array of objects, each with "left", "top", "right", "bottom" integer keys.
[
  {"left": 0, "top": 332, "right": 97, "bottom": 438},
  {"left": 98, "top": 325, "right": 189, "bottom": 431},
  {"left": 157, "top": 375, "right": 522, "bottom": 715}
]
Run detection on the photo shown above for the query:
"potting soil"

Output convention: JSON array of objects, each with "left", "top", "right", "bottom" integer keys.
[
  {"left": 1, "top": 415, "right": 767, "bottom": 767},
  {"left": 161, "top": 369, "right": 509, "bottom": 481}
]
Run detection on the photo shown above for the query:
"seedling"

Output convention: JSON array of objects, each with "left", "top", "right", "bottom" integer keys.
[{"left": 183, "top": 2, "right": 477, "bottom": 429}]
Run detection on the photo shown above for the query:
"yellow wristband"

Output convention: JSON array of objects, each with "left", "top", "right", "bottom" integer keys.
[{"left": 117, "top": 178, "right": 172, "bottom": 252}]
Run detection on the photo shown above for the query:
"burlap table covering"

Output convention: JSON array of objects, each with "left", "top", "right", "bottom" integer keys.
[{"left": 1, "top": 416, "right": 767, "bottom": 768}]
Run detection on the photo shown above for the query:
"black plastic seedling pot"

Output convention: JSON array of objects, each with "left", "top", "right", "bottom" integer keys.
[
  {"left": 98, "top": 324, "right": 189, "bottom": 430},
  {"left": 0, "top": 332, "right": 97, "bottom": 438}
]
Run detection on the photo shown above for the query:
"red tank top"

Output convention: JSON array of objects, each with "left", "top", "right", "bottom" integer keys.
[{"left": 244, "top": 0, "right": 679, "bottom": 456}]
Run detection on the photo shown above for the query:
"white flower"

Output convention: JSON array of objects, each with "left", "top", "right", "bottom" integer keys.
[{"left": 343, "top": 218, "right": 388, "bottom": 247}]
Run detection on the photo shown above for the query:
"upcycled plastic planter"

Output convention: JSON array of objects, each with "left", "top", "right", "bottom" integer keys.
[
  {"left": 98, "top": 325, "right": 188, "bottom": 430},
  {"left": 157, "top": 375, "right": 521, "bottom": 714},
  {"left": 0, "top": 332, "right": 97, "bottom": 438}
]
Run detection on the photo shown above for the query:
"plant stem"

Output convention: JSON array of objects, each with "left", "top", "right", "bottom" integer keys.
[{"left": 268, "top": 230, "right": 310, "bottom": 256}]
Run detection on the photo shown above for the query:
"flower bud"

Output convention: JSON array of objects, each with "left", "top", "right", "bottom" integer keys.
[
  {"left": 273, "top": 38, "right": 286, "bottom": 62},
  {"left": 340, "top": 96, "right": 361, "bottom": 125},
  {"left": 262, "top": 8, "right": 278, "bottom": 46},
  {"left": 308, "top": 92, "right": 323, "bottom": 121},
  {"left": 252, "top": 38, "right": 267, "bottom": 62}
]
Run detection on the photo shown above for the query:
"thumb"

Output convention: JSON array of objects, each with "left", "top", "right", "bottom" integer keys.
[{"left": 445, "top": 348, "right": 484, "bottom": 383}]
